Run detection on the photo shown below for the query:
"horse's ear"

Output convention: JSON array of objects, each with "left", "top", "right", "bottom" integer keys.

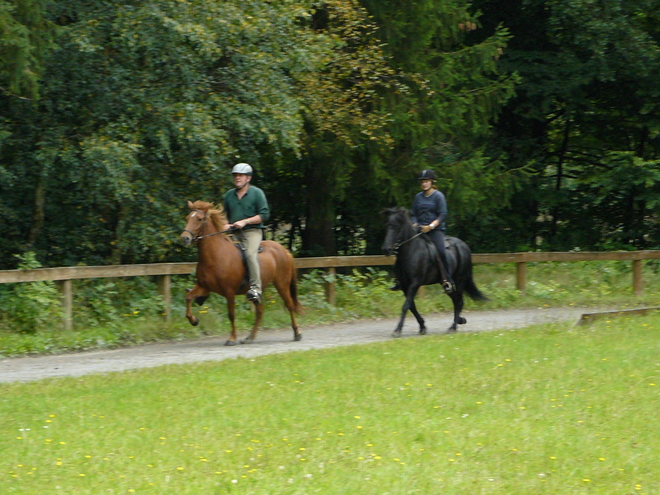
[
  {"left": 382, "top": 206, "right": 404, "bottom": 219},
  {"left": 187, "top": 200, "right": 194, "bottom": 210}
]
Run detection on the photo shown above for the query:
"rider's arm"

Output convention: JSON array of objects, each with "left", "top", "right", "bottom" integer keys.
[
  {"left": 433, "top": 191, "right": 447, "bottom": 228},
  {"left": 411, "top": 193, "right": 420, "bottom": 225},
  {"left": 255, "top": 188, "right": 270, "bottom": 223},
  {"left": 236, "top": 215, "right": 262, "bottom": 228}
]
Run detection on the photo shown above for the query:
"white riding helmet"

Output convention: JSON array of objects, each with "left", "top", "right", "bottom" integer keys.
[{"left": 231, "top": 163, "right": 253, "bottom": 175}]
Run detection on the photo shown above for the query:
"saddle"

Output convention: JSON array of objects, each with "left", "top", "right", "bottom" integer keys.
[{"left": 420, "top": 235, "right": 451, "bottom": 253}]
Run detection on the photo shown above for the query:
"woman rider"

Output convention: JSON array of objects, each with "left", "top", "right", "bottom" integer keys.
[
  {"left": 391, "top": 169, "right": 454, "bottom": 292},
  {"left": 390, "top": 170, "right": 454, "bottom": 293},
  {"left": 413, "top": 168, "right": 454, "bottom": 291}
]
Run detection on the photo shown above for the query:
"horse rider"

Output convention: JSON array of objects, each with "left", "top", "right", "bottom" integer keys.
[
  {"left": 391, "top": 169, "right": 455, "bottom": 293},
  {"left": 222, "top": 163, "right": 270, "bottom": 304}
]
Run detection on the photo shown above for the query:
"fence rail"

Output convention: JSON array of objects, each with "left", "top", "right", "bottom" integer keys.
[{"left": 2, "top": 250, "right": 659, "bottom": 328}]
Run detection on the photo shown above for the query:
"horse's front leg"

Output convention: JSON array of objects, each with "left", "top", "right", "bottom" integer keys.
[
  {"left": 241, "top": 301, "right": 264, "bottom": 344},
  {"left": 392, "top": 284, "right": 421, "bottom": 338},
  {"left": 185, "top": 285, "right": 209, "bottom": 326},
  {"left": 224, "top": 295, "right": 239, "bottom": 346},
  {"left": 447, "top": 291, "right": 466, "bottom": 333},
  {"left": 409, "top": 299, "right": 426, "bottom": 335}
]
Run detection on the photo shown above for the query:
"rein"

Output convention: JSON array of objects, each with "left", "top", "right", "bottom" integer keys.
[{"left": 392, "top": 230, "right": 423, "bottom": 254}]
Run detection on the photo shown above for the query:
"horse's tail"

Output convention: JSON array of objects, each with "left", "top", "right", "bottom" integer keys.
[
  {"left": 454, "top": 239, "right": 489, "bottom": 302},
  {"left": 289, "top": 260, "right": 304, "bottom": 315},
  {"left": 464, "top": 273, "right": 488, "bottom": 302}
]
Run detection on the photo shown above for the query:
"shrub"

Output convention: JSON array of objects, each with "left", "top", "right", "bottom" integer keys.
[{"left": 0, "top": 252, "right": 63, "bottom": 332}]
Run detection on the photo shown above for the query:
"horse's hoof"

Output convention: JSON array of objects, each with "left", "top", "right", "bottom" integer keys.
[
  {"left": 392, "top": 331, "right": 402, "bottom": 338},
  {"left": 224, "top": 340, "right": 238, "bottom": 346},
  {"left": 446, "top": 325, "right": 457, "bottom": 334},
  {"left": 240, "top": 337, "right": 255, "bottom": 345},
  {"left": 458, "top": 317, "right": 467, "bottom": 325},
  {"left": 293, "top": 333, "right": 302, "bottom": 342},
  {"left": 419, "top": 326, "right": 427, "bottom": 335},
  {"left": 190, "top": 317, "right": 199, "bottom": 327}
]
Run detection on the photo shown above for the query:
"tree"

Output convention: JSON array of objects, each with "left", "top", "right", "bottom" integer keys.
[
  {"left": 473, "top": 0, "right": 660, "bottom": 251},
  {"left": 285, "top": 0, "right": 521, "bottom": 256},
  {"left": 0, "top": 0, "right": 373, "bottom": 266},
  {"left": 0, "top": 0, "right": 55, "bottom": 100}
]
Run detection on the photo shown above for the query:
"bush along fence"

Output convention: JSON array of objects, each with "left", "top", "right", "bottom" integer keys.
[{"left": 1, "top": 251, "right": 659, "bottom": 329}]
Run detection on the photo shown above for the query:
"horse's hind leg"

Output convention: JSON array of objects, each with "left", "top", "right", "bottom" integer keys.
[
  {"left": 274, "top": 277, "right": 302, "bottom": 342},
  {"left": 241, "top": 302, "right": 264, "bottom": 344},
  {"left": 185, "top": 285, "right": 209, "bottom": 327}
]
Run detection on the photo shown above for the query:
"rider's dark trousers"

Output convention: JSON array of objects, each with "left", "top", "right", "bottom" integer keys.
[{"left": 425, "top": 228, "right": 453, "bottom": 282}]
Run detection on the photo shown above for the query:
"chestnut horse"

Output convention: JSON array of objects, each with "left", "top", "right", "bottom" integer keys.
[{"left": 180, "top": 200, "right": 302, "bottom": 345}]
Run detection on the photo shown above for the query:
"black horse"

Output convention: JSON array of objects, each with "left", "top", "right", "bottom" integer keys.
[{"left": 382, "top": 207, "right": 487, "bottom": 336}]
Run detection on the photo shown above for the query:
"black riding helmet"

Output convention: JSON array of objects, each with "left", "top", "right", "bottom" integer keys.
[{"left": 417, "top": 169, "right": 436, "bottom": 181}]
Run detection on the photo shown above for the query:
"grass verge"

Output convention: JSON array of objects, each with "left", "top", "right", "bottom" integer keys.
[{"left": 2, "top": 260, "right": 660, "bottom": 357}]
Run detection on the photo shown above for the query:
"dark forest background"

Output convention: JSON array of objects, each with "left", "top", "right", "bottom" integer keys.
[{"left": 2, "top": 0, "right": 660, "bottom": 268}]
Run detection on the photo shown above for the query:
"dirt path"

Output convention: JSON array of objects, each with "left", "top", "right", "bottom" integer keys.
[{"left": 0, "top": 307, "right": 589, "bottom": 383}]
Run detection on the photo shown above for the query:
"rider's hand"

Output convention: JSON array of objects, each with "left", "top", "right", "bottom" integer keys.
[
  {"left": 222, "top": 224, "right": 232, "bottom": 231},
  {"left": 420, "top": 224, "right": 433, "bottom": 234},
  {"left": 232, "top": 219, "right": 249, "bottom": 229}
]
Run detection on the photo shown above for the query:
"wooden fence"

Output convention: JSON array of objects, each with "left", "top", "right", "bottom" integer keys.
[{"left": 1, "top": 250, "right": 659, "bottom": 329}]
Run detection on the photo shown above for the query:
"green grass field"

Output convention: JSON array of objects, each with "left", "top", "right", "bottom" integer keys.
[{"left": 2, "top": 314, "right": 660, "bottom": 494}]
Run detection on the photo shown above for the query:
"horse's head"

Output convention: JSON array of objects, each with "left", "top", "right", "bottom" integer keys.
[
  {"left": 181, "top": 200, "right": 211, "bottom": 245},
  {"left": 381, "top": 207, "right": 411, "bottom": 255}
]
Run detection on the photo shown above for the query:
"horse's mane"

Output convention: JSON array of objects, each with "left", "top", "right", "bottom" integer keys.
[
  {"left": 383, "top": 207, "right": 415, "bottom": 233},
  {"left": 384, "top": 206, "right": 410, "bottom": 220},
  {"left": 190, "top": 200, "right": 228, "bottom": 232}
]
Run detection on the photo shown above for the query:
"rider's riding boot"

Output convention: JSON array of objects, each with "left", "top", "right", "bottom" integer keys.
[
  {"left": 246, "top": 284, "right": 262, "bottom": 304},
  {"left": 389, "top": 279, "right": 401, "bottom": 291}
]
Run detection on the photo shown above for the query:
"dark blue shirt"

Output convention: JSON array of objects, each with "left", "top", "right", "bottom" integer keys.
[{"left": 411, "top": 190, "right": 447, "bottom": 231}]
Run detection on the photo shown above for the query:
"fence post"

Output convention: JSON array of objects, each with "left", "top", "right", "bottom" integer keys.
[
  {"left": 516, "top": 261, "right": 526, "bottom": 295},
  {"left": 157, "top": 274, "right": 172, "bottom": 320},
  {"left": 633, "top": 259, "right": 642, "bottom": 296},
  {"left": 325, "top": 267, "right": 336, "bottom": 306},
  {"left": 57, "top": 279, "right": 73, "bottom": 330}
]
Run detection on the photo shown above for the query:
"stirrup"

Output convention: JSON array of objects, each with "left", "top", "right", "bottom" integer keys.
[
  {"left": 442, "top": 280, "right": 454, "bottom": 293},
  {"left": 246, "top": 286, "right": 262, "bottom": 304},
  {"left": 389, "top": 281, "right": 401, "bottom": 291}
]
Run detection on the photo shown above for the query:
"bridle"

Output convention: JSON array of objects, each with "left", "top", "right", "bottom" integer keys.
[{"left": 182, "top": 209, "right": 233, "bottom": 243}]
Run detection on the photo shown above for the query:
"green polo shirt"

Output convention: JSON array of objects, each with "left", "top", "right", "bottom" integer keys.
[{"left": 223, "top": 185, "right": 270, "bottom": 229}]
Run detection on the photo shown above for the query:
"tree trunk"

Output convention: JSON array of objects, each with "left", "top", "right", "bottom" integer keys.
[
  {"left": 26, "top": 174, "right": 46, "bottom": 250},
  {"left": 301, "top": 161, "right": 337, "bottom": 256},
  {"left": 109, "top": 202, "right": 130, "bottom": 265}
]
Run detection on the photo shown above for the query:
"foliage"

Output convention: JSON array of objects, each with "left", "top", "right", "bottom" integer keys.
[
  {"left": 0, "top": 0, "right": 522, "bottom": 266},
  {"left": 0, "top": 0, "right": 55, "bottom": 99},
  {"left": 3, "top": 316, "right": 660, "bottom": 493},
  {"left": 471, "top": 0, "right": 660, "bottom": 251},
  {"left": 293, "top": 0, "right": 523, "bottom": 255},
  {"left": 2, "top": 0, "right": 660, "bottom": 266},
  {"left": 0, "top": 252, "right": 62, "bottom": 333}
]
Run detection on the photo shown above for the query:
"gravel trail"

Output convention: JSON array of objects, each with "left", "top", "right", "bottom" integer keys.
[{"left": 0, "top": 307, "right": 589, "bottom": 383}]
